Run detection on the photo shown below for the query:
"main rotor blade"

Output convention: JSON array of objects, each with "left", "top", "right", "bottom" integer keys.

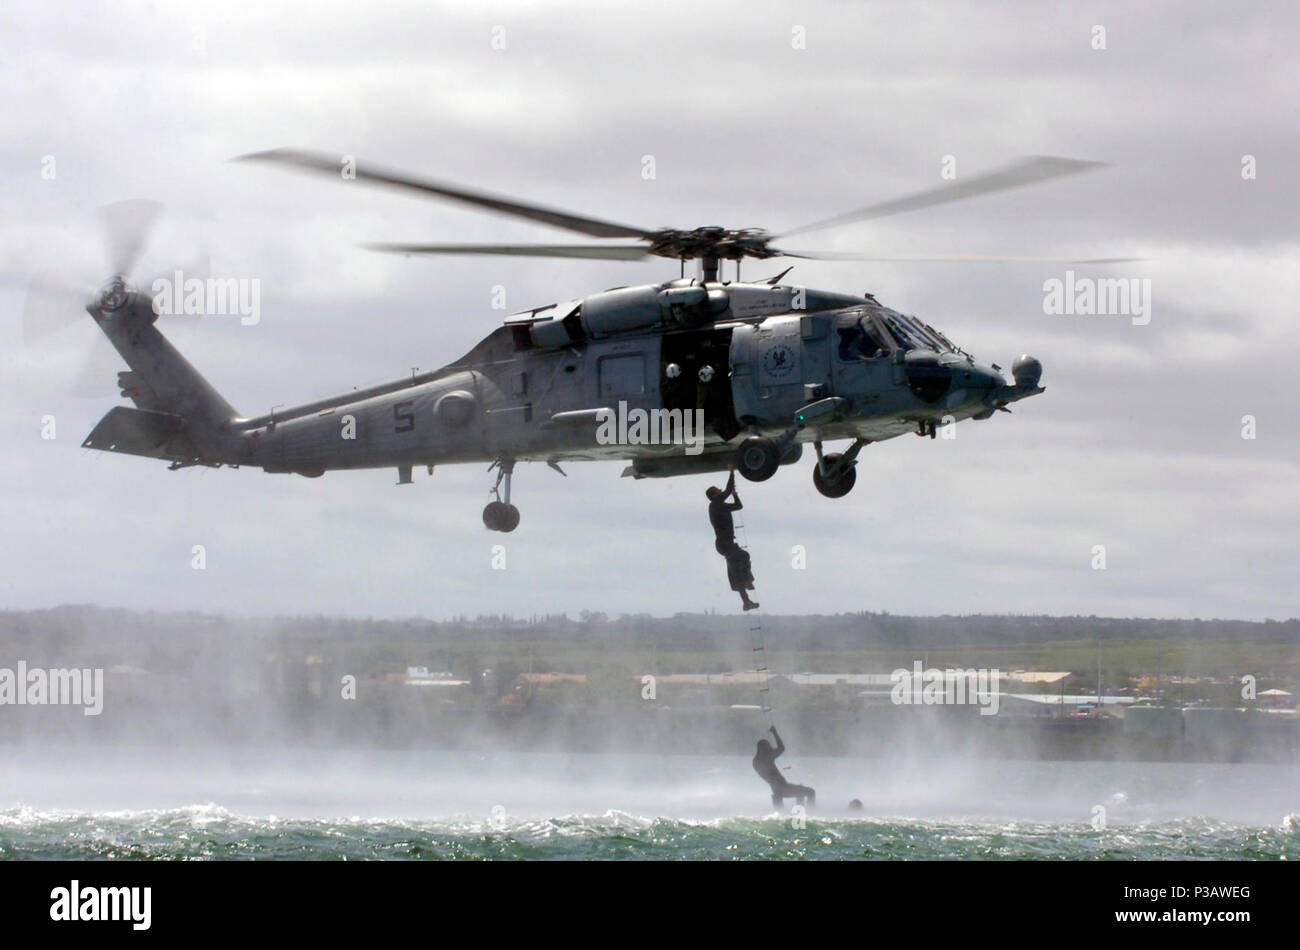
[
  {"left": 238, "top": 148, "right": 651, "bottom": 239},
  {"left": 363, "top": 242, "right": 651, "bottom": 261},
  {"left": 777, "top": 249, "right": 1145, "bottom": 264},
  {"left": 780, "top": 156, "right": 1105, "bottom": 238},
  {"left": 98, "top": 199, "right": 163, "bottom": 276}
]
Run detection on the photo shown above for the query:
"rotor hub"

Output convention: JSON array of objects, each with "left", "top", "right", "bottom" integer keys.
[
  {"left": 645, "top": 227, "right": 778, "bottom": 263},
  {"left": 98, "top": 276, "right": 131, "bottom": 312}
]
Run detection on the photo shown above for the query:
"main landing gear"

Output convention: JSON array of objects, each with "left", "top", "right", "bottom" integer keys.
[
  {"left": 735, "top": 397, "right": 841, "bottom": 483},
  {"left": 483, "top": 457, "right": 521, "bottom": 532},
  {"left": 735, "top": 435, "right": 782, "bottom": 482},
  {"left": 733, "top": 397, "right": 861, "bottom": 495}
]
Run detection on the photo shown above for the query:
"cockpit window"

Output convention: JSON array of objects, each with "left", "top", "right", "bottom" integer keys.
[
  {"left": 836, "top": 314, "right": 889, "bottom": 361},
  {"left": 907, "top": 319, "right": 950, "bottom": 352},
  {"left": 881, "top": 313, "right": 937, "bottom": 352},
  {"left": 919, "top": 321, "right": 958, "bottom": 352}
]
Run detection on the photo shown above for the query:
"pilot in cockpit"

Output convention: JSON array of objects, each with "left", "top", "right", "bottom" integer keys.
[{"left": 837, "top": 317, "right": 888, "bottom": 361}]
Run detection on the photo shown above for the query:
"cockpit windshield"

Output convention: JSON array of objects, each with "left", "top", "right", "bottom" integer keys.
[
  {"left": 836, "top": 313, "right": 889, "bottom": 361},
  {"left": 882, "top": 312, "right": 947, "bottom": 353},
  {"left": 919, "top": 320, "right": 959, "bottom": 352}
]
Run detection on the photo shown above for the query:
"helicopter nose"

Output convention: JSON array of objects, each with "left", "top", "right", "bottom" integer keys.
[
  {"left": 906, "top": 355, "right": 1004, "bottom": 405},
  {"left": 965, "top": 363, "right": 1006, "bottom": 390},
  {"left": 947, "top": 363, "right": 1004, "bottom": 411}
]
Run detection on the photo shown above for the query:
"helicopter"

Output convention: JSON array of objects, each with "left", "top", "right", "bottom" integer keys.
[{"left": 71, "top": 150, "right": 1129, "bottom": 532}]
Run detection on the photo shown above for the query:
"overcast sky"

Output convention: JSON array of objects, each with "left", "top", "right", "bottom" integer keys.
[{"left": 1, "top": 1, "right": 1297, "bottom": 622}]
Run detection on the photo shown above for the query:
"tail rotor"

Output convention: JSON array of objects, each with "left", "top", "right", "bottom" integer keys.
[{"left": 19, "top": 200, "right": 204, "bottom": 399}]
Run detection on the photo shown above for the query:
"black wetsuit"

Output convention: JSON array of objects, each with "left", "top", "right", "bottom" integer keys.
[
  {"left": 709, "top": 484, "right": 753, "bottom": 592},
  {"left": 753, "top": 732, "right": 816, "bottom": 807}
]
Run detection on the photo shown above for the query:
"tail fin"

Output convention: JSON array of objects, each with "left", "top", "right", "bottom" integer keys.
[{"left": 82, "top": 291, "right": 240, "bottom": 465}]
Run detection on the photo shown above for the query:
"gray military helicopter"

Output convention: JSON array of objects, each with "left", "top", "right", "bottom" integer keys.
[{"left": 75, "top": 151, "right": 1125, "bottom": 532}]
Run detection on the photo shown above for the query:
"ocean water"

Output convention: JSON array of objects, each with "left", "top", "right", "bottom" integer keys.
[{"left": 0, "top": 748, "right": 1296, "bottom": 860}]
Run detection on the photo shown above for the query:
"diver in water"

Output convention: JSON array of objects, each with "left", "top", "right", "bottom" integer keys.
[
  {"left": 707, "top": 469, "right": 758, "bottom": 611},
  {"left": 752, "top": 726, "right": 815, "bottom": 808}
]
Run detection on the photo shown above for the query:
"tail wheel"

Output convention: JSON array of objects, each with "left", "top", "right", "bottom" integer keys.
[
  {"left": 483, "top": 500, "right": 521, "bottom": 532},
  {"left": 735, "top": 436, "right": 781, "bottom": 482},
  {"left": 812, "top": 452, "right": 856, "bottom": 498}
]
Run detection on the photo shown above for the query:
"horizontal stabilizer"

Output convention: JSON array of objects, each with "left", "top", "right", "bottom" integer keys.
[{"left": 82, "top": 406, "right": 194, "bottom": 460}]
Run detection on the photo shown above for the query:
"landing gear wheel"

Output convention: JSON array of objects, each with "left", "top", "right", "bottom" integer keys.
[
  {"left": 735, "top": 436, "right": 781, "bottom": 482},
  {"left": 482, "top": 501, "right": 521, "bottom": 532},
  {"left": 812, "top": 452, "right": 856, "bottom": 498}
]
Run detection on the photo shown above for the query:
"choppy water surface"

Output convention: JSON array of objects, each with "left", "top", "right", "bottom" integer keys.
[{"left": 1, "top": 749, "right": 1295, "bottom": 859}]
